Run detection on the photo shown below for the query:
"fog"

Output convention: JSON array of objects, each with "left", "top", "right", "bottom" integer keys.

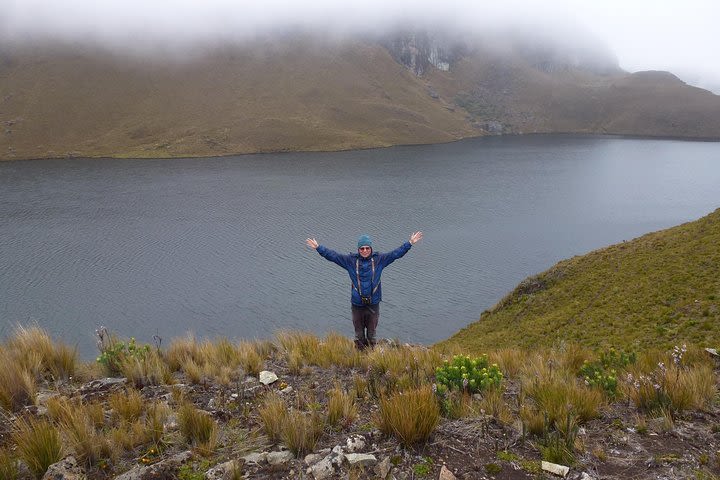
[{"left": 2, "top": 0, "right": 719, "bottom": 91}]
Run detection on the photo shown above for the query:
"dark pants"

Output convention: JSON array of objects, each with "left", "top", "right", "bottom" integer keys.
[{"left": 351, "top": 304, "right": 379, "bottom": 350}]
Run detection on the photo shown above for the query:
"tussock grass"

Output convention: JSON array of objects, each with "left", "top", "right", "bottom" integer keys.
[
  {"left": 119, "top": 348, "right": 172, "bottom": 388},
  {"left": 367, "top": 345, "right": 442, "bottom": 386},
  {"left": 0, "top": 449, "right": 18, "bottom": 480},
  {"left": 520, "top": 353, "right": 604, "bottom": 426},
  {"left": 109, "top": 389, "right": 144, "bottom": 424},
  {"left": 275, "top": 330, "right": 364, "bottom": 369},
  {"left": 280, "top": 409, "right": 325, "bottom": 456},
  {"left": 59, "top": 406, "right": 113, "bottom": 468},
  {"left": 167, "top": 336, "right": 248, "bottom": 385},
  {"left": 477, "top": 388, "right": 513, "bottom": 424},
  {"left": 8, "top": 325, "right": 77, "bottom": 380},
  {"left": 488, "top": 348, "right": 526, "bottom": 377},
  {"left": 13, "top": 417, "right": 63, "bottom": 479},
  {"left": 177, "top": 403, "right": 218, "bottom": 456},
  {"left": 237, "top": 341, "right": 264, "bottom": 376},
  {"left": 376, "top": 385, "right": 440, "bottom": 446},
  {"left": 327, "top": 386, "right": 358, "bottom": 429},
  {"left": 258, "top": 393, "right": 288, "bottom": 442},
  {"left": 0, "top": 350, "right": 37, "bottom": 412},
  {"left": 624, "top": 363, "right": 717, "bottom": 414}
]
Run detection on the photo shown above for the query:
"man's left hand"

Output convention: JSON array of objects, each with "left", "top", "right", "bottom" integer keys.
[{"left": 409, "top": 231, "right": 423, "bottom": 245}]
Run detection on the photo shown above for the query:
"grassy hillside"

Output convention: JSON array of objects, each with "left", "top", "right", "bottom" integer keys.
[
  {"left": 0, "top": 40, "right": 474, "bottom": 160},
  {"left": 1, "top": 37, "right": 719, "bottom": 160},
  {"left": 440, "top": 208, "right": 720, "bottom": 354}
]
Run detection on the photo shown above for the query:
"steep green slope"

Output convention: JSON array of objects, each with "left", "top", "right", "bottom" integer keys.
[{"left": 440, "top": 209, "right": 720, "bottom": 353}]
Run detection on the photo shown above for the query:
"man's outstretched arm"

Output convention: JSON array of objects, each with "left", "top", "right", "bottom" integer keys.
[
  {"left": 305, "top": 237, "right": 352, "bottom": 269},
  {"left": 379, "top": 231, "right": 423, "bottom": 267}
]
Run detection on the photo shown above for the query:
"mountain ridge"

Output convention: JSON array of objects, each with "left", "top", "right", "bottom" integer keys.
[{"left": 1, "top": 32, "right": 719, "bottom": 160}]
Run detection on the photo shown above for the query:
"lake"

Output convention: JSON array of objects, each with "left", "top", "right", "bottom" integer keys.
[{"left": 1, "top": 135, "right": 719, "bottom": 358}]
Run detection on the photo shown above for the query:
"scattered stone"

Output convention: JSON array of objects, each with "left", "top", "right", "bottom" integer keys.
[
  {"left": 304, "top": 453, "right": 323, "bottom": 466},
  {"left": 205, "top": 459, "right": 241, "bottom": 480},
  {"left": 79, "top": 377, "right": 127, "bottom": 399},
  {"left": 259, "top": 371, "right": 278, "bottom": 385},
  {"left": 332, "top": 445, "right": 344, "bottom": 455},
  {"left": 579, "top": 473, "right": 596, "bottom": 480},
  {"left": 374, "top": 456, "right": 392, "bottom": 479},
  {"left": 310, "top": 457, "right": 335, "bottom": 480},
  {"left": 42, "top": 455, "right": 81, "bottom": 480},
  {"left": 115, "top": 450, "right": 193, "bottom": 480},
  {"left": 345, "top": 434, "right": 366, "bottom": 452},
  {"left": 242, "top": 452, "right": 267, "bottom": 464},
  {"left": 163, "top": 413, "right": 178, "bottom": 431},
  {"left": 280, "top": 386, "right": 294, "bottom": 394},
  {"left": 345, "top": 453, "right": 377, "bottom": 467},
  {"left": 267, "top": 450, "right": 294, "bottom": 465},
  {"left": 705, "top": 348, "right": 719, "bottom": 357},
  {"left": 541, "top": 461, "right": 569, "bottom": 477},
  {"left": 439, "top": 465, "right": 457, "bottom": 480}
]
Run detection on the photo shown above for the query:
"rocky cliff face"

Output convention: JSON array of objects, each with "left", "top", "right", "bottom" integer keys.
[
  {"left": 383, "top": 29, "right": 620, "bottom": 77},
  {"left": 382, "top": 31, "right": 460, "bottom": 75}
]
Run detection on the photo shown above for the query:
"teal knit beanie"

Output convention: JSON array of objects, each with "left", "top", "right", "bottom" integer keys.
[{"left": 357, "top": 234, "right": 373, "bottom": 248}]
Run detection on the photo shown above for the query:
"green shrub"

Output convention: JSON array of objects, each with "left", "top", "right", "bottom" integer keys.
[
  {"left": 578, "top": 347, "right": 635, "bottom": 397},
  {"left": 96, "top": 329, "right": 150, "bottom": 376},
  {"left": 434, "top": 355, "right": 503, "bottom": 395}
]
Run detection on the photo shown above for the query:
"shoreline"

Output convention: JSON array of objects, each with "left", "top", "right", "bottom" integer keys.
[{"left": 2, "top": 131, "right": 720, "bottom": 163}]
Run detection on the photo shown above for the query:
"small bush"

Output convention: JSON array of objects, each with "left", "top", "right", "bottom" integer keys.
[
  {"left": 13, "top": 418, "right": 63, "bottom": 479},
  {"left": 96, "top": 330, "right": 150, "bottom": 377},
  {"left": 9, "top": 325, "right": 77, "bottom": 380},
  {"left": 237, "top": 342, "right": 263, "bottom": 376},
  {"left": 435, "top": 355, "right": 503, "bottom": 395},
  {"left": 376, "top": 385, "right": 440, "bottom": 446},
  {"left": 118, "top": 348, "right": 171, "bottom": 388}
]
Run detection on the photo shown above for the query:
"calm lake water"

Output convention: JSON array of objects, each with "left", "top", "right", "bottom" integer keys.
[{"left": 1, "top": 135, "right": 719, "bottom": 358}]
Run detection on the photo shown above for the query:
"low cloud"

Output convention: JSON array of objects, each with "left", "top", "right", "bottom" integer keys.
[{"left": 2, "top": 0, "right": 719, "bottom": 90}]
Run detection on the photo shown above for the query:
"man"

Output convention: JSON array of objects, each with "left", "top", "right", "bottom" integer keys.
[{"left": 305, "top": 231, "right": 423, "bottom": 350}]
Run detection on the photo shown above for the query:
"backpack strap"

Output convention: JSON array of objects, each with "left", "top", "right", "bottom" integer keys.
[{"left": 353, "top": 257, "right": 377, "bottom": 296}]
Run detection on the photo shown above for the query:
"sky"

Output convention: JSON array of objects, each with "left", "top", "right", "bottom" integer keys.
[{"left": 2, "top": 0, "right": 719, "bottom": 92}]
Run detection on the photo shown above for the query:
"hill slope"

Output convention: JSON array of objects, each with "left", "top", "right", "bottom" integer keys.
[
  {"left": 1, "top": 34, "right": 720, "bottom": 160},
  {"left": 439, "top": 208, "right": 720, "bottom": 353}
]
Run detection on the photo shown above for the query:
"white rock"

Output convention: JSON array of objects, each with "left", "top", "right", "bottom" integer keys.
[
  {"left": 541, "top": 461, "right": 570, "bottom": 477},
  {"left": 205, "top": 460, "right": 240, "bottom": 480},
  {"left": 267, "top": 450, "right": 294, "bottom": 465},
  {"left": 259, "top": 371, "right": 278, "bottom": 385},
  {"left": 280, "top": 386, "right": 294, "bottom": 394},
  {"left": 439, "top": 465, "right": 457, "bottom": 480},
  {"left": 345, "top": 453, "right": 377, "bottom": 467},
  {"left": 310, "top": 457, "right": 335, "bottom": 480},
  {"left": 579, "top": 473, "right": 596, "bottom": 480},
  {"left": 345, "top": 434, "right": 366, "bottom": 452},
  {"left": 242, "top": 452, "right": 267, "bottom": 464},
  {"left": 374, "top": 456, "right": 392, "bottom": 479},
  {"left": 332, "top": 445, "right": 344, "bottom": 455},
  {"left": 304, "top": 453, "right": 323, "bottom": 466}
]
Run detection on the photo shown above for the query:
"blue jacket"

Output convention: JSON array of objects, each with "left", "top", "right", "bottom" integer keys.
[{"left": 316, "top": 242, "right": 412, "bottom": 306}]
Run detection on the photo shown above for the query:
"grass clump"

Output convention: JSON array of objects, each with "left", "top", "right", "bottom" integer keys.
[
  {"left": 0, "top": 349, "right": 37, "bottom": 412},
  {"left": 108, "top": 388, "right": 145, "bottom": 424},
  {"left": 0, "top": 449, "right": 18, "bottom": 480},
  {"left": 326, "top": 386, "right": 358, "bottom": 429},
  {"left": 280, "top": 409, "right": 325, "bottom": 456},
  {"left": 177, "top": 404, "right": 218, "bottom": 456},
  {"left": 376, "top": 385, "right": 440, "bottom": 446},
  {"left": 13, "top": 417, "right": 63, "bottom": 479},
  {"left": 258, "top": 393, "right": 288, "bottom": 442}
]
